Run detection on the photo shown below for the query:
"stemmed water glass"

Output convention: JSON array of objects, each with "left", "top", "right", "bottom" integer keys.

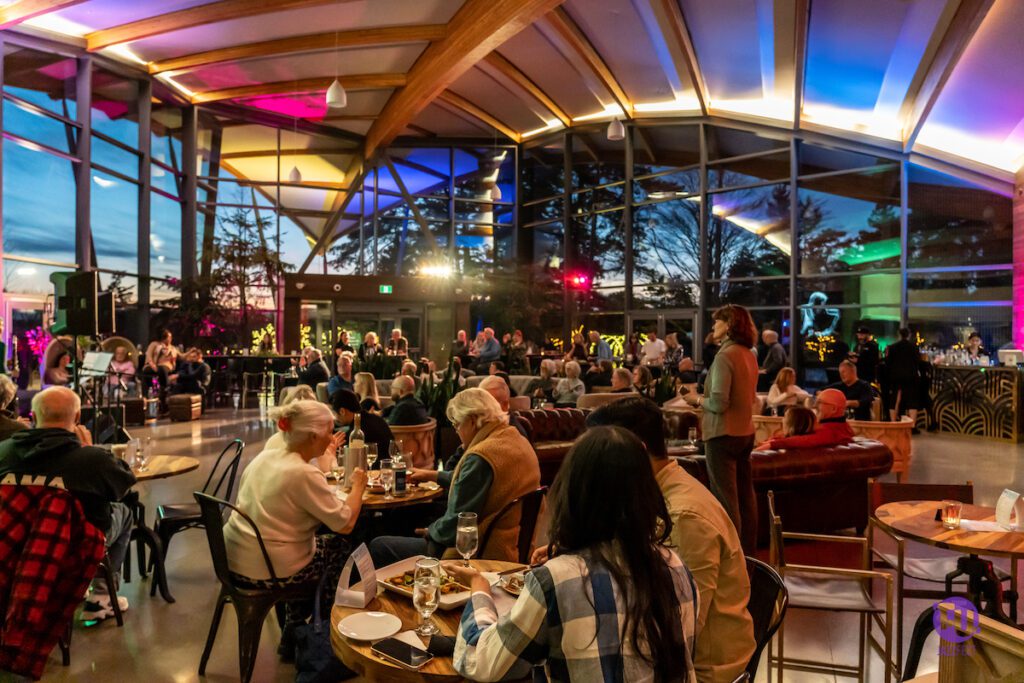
[
  {"left": 412, "top": 557, "right": 440, "bottom": 636},
  {"left": 456, "top": 512, "right": 478, "bottom": 567},
  {"left": 379, "top": 458, "right": 395, "bottom": 500},
  {"left": 365, "top": 444, "right": 378, "bottom": 484}
]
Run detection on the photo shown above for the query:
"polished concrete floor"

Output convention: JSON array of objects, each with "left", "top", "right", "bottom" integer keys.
[{"left": 32, "top": 409, "right": 1024, "bottom": 682}]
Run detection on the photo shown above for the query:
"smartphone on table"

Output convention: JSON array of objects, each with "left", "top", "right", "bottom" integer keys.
[{"left": 370, "top": 637, "right": 434, "bottom": 670}]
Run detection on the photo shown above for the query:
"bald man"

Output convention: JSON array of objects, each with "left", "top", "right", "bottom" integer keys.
[
  {"left": 384, "top": 375, "right": 429, "bottom": 426},
  {"left": 0, "top": 387, "right": 136, "bottom": 622},
  {"left": 761, "top": 388, "right": 855, "bottom": 450},
  {"left": 758, "top": 329, "right": 788, "bottom": 389}
]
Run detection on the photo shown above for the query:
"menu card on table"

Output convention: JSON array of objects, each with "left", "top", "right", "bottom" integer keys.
[{"left": 335, "top": 543, "right": 376, "bottom": 608}]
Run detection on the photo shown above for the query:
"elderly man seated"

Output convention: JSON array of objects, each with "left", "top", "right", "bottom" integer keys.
[
  {"left": 384, "top": 375, "right": 429, "bottom": 426},
  {"left": 610, "top": 367, "right": 634, "bottom": 393},
  {"left": 295, "top": 347, "right": 329, "bottom": 388},
  {"left": 761, "top": 387, "right": 854, "bottom": 450},
  {"left": 371, "top": 389, "right": 540, "bottom": 565},
  {"left": 0, "top": 387, "right": 136, "bottom": 622}
]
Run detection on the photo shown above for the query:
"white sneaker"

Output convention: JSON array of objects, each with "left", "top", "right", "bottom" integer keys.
[{"left": 80, "top": 595, "right": 129, "bottom": 623}]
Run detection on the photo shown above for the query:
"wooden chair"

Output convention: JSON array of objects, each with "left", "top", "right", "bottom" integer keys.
[
  {"left": 866, "top": 479, "right": 1016, "bottom": 671},
  {"left": 479, "top": 487, "right": 548, "bottom": 564},
  {"left": 389, "top": 418, "right": 437, "bottom": 469},
  {"left": 194, "top": 493, "right": 317, "bottom": 683},
  {"left": 767, "top": 490, "right": 895, "bottom": 683}
]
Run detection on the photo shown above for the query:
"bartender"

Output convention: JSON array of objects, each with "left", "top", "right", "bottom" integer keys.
[{"left": 966, "top": 332, "right": 986, "bottom": 362}]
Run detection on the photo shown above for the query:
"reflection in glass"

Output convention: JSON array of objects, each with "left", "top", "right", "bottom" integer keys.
[
  {"left": 151, "top": 192, "right": 182, "bottom": 283},
  {"left": 633, "top": 202, "right": 699, "bottom": 285},
  {"left": 92, "top": 68, "right": 140, "bottom": 148},
  {"left": 92, "top": 170, "right": 139, "bottom": 274},
  {"left": 707, "top": 184, "right": 790, "bottom": 280},
  {"left": 3, "top": 140, "right": 76, "bottom": 263},
  {"left": 572, "top": 210, "right": 624, "bottom": 286},
  {"left": 798, "top": 273, "right": 900, "bottom": 308},
  {"left": 3, "top": 46, "right": 77, "bottom": 118},
  {"left": 907, "top": 270, "right": 1012, "bottom": 305},
  {"left": 909, "top": 305, "right": 1011, "bottom": 351},
  {"left": 708, "top": 151, "right": 790, "bottom": 190}
]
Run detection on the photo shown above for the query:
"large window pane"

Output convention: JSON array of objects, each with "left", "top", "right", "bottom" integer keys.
[
  {"left": 706, "top": 126, "right": 788, "bottom": 160},
  {"left": 633, "top": 201, "right": 699, "bottom": 285},
  {"left": 3, "top": 97, "right": 76, "bottom": 154},
  {"left": 93, "top": 136, "right": 139, "bottom": 179},
  {"left": 909, "top": 305, "right": 1012, "bottom": 351},
  {"left": 151, "top": 191, "right": 181, "bottom": 282},
  {"left": 531, "top": 221, "right": 563, "bottom": 282},
  {"left": 707, "top": 184, "right": 790, "bottom": 279},
  {"left": 3, "top": 46, "right": 77, "bottom": 118},
  {"left": 3, "top": 259, "right": 69, "bottom": 295},
  {"left": 572, "top": 210, "right": 624, "bottom": 286},
  {"left": 91, "top": 170, "right": 138, "bottom": 274},
  {"left": 907, "top": 270, "right": 1012, "bottom": 305},
  {"left": 799, "top": 165, "right": 900, "bottom": 274},
  {"left": 92, "top": 68, "right": 139, "bottom": 148},
  {"left": 908, "top": 164, "right": 1012, "bottom": 268},
  {"left": 708, "top": 151, "right": 790, "bottom": 190},
  {"left": 708, "top": 278, "right": 790, "bottom": 307},
  {"left": 3, "top": 140, "right": 76, "bottom": 263},
  {"left": 798, "top": 273, "right": 901, "bottom": 308}
]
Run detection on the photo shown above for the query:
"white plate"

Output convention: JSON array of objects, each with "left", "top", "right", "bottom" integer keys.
[
  {"left": 336, "top": 611, "right": 402, "bottom": 641},
  {"left": 376, "top": 556, "right": 500, "bottom": 610}
]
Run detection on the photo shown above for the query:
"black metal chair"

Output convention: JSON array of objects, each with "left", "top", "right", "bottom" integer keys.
[
  {"left": 148, "top": 439, "right": 244, "bottom": 594},
  {"left": 194, "top": 492, "right": 316, "bottom": 683},
  {"left": 741, "top": 556, "right": 788, "bottom": 680},
  {"left": 57, "top": 553, "right": 124, "bottom": 666},
  {"left": 478, "top": 486, "right": 548, "bottom": 564}
]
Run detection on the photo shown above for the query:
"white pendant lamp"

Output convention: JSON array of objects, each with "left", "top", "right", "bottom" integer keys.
[
  {"left": 326, "top": 78, "right": 347, "bottom": 108},
  {"left": 288, "top": 166, "right": 302, "bottom": 183},
  {"left": 607, "top": 118, "right": 625, "bottom": 141}
]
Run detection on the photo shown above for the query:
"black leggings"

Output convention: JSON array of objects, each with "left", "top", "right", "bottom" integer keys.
[{"left": 704, "top": 434, "right": 757, "bottom": 554}]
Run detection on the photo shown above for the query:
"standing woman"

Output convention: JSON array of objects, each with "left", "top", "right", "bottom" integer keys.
[{"left": 683, "top": 305, "right": 759, "bottom": 553}]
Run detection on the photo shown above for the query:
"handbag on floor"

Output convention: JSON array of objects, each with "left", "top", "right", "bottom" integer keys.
[{"left": 293, "top": 575, "right": 355, "bottom": 683}]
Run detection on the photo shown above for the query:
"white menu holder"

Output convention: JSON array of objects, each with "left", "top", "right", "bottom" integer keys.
[
  {"left": 995, "top": 489, "right": 1023, "bottom": 531},
  {"left": 335, "top": 542, "right": 376, "bottom": 608}
]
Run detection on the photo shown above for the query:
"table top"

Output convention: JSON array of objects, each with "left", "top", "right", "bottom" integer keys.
[
  {"left": 338, "top": 482, "right": 445, "bottom": 511},
  {"left": 873, "top": 500, "right": 1024, "bottom": 560},
  {"left": 666, "top": 443, "right": 700, "bottom": 456},
  {"left": 133, "top": 455, "right": 200, "bottom": 482},
  {"left": 331, "top": 559, "right": 523, "bottom": 682}
]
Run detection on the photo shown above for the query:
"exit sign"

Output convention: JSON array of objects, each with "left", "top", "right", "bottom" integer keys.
[{"left": 379, "top": 284, "right": 393, "bottom": 294}]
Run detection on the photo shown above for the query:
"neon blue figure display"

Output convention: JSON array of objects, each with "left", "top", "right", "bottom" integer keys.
[{"left": 799, "top": 291, "right": 841, "bottom": 337}]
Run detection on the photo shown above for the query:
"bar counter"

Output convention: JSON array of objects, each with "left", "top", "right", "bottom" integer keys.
[{"left": 927, "top": 364, "right": 1024, "bottom": 442}]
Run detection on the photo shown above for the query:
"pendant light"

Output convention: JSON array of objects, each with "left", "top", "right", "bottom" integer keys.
[
  {"left": 288, "top": 165, "right": 302, "bottom": 183},
  {"left": 607, "top": 118, "right": 625, "bottom": 141},
  {"left": 325, "top": 16, "right": 347, "bottom": 109}
]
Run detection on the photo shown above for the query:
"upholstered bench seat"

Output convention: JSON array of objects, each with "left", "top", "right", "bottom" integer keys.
[{"left": 168, "top": 394, "right": 202, "bottom": 421}]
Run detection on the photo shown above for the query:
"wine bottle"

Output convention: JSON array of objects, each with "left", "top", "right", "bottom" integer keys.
[{"left": 350, "top": 413, "right": 365, "bottom": 451}]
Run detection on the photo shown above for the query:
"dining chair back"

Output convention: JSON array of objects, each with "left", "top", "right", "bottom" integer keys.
[
  {"left": 743, "top": 557, "right": 788, "bottom": 679},
  {"left": 479, "top": 486, "right": 548, "bottom": 564},
  {"left": 194, "top": 492, "right": 315, "bottom": 683},
  {"left": 868, "top": 480, "right": 973, "bottom": 511}
]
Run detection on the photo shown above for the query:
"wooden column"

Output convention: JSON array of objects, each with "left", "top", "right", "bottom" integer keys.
[{"left": 1014, "top": 168, "right": 1024, "bottom": 349}]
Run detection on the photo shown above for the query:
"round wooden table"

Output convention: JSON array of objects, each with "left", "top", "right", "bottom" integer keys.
[
  {"left": 336, "top": 482, "right": 445, "bottom": 511},
  {"left": 873, "top": 500, "right": 1024, "bottom": 560},
  {"left": 331, "top": 559, "right": 523, "bottom": 682},
  {"left": 132, "top": 454, "right": 200, "bottom": 482}
]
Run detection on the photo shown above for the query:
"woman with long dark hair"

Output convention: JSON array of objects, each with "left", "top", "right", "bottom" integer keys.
[
  {"left": 682, "top": 304, "right": 759, "bottom": 553},
  {"left": 445, "top": 426, "right": 697, "bottom": 682}
]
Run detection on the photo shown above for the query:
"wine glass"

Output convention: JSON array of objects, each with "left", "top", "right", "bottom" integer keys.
[
  {"left": 412, "top": 557, "right": 440, "bottom": 636},
  {"left": 456, "top": 512, "right": 478, "bottom": 567},
  {"left": 389, "top": 439, "right": 403, "bottom": 461},
  {"left": 687, "top": 427, "right": 697, "bottom": 447},
  {"left": 364, "top": 443, "right": 378, "bottom": 484},
  {"left": 331, "top": 447, "right": 344, "bottom": 495},
  {"left": 379, "top": 458, "right": 395, "bottom": 500}
]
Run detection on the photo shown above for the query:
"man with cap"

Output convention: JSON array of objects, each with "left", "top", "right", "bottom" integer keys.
[
  {"left": 850, "top": 325, "right": 880, "bottom": 383},
  {"left": 761, "top": 388, "right": 855, "bottom": 450},
  {"left": 330, "top": 389, "right": 394, "bottom": 462}
]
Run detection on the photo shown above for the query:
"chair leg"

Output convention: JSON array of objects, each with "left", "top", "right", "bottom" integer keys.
[
  {"left": 133, "top": 524, "right": 175, "bottom": 603},
  {"left": 858, "top": 612, "right": 866, "bottom": 683},
  {"left": 58, "top": 622, "right": 72, "bottom": 666},
  {"left": 233, "top": 597, "right": 278, "bottom": 683},
  {"left": 776, "top": 617, "right": 784, "bottom": 683},
  {"left": 149, "top": 523, "right": 175, "bottom": 596},
  {"left": 100, "top": 558, "right": 124, "bottom": 628},
  {"left": 198, "top": 592, "right": 229, "bottom": 676}
]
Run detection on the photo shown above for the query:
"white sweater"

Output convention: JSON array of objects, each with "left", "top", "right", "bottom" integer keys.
[
  {"left": 766, "top": 383, "right": 810, "bottom": 408},
  {"left": 223, "top": 447, "right": 353, "bottom": 580}
]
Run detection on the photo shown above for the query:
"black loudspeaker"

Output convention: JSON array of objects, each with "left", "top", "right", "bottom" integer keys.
[
  {"left": 50, "top": 271, "right": 99, "bottom": 336},
  {"left": 81, "top": 405, "right": 130, "bottom": 445},
  {"left": 97, "top": 290, "right": 115, "bottom": 335}
]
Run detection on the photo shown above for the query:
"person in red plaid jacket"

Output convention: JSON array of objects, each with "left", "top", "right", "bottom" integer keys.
[{"left": 0, "top": 387, "right": 136, "bottom": 623}]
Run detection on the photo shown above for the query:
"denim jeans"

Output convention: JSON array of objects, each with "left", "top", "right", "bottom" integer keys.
[
  {"left": 369, "top": 536, "right": 430, "bottom": 569},
  {"left": 91, "top": 501, "right": 133, "bottom": 599},
  {"left": 704, "top": 434, "right": 757, "bottom": 554}
]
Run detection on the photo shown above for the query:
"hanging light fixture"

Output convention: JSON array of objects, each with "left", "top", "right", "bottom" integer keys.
[
  {"left": 607, "top": 118, "right": 625, "bottom": 141},
  {"left": 288, "top": 165, "right": 302, "bottom": 183},
  {"left": 326, "top": 78, "right": 347, "bottom": 108}
]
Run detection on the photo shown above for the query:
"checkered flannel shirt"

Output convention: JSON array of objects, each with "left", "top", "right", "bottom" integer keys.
[
  {"left": 0, "top": 477, "right": 106, "bottom": 680},
  {"left": 454, "top": 548, "right": 698, "bottom": 682}
]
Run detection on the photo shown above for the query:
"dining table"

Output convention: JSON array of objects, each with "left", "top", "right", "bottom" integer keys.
[
  {"left": 331, "top": 559, "right": 525, "bottom": 682},
  {"left": 131, "top": 454, "right": 200, "bottom": 482},
  {"left": 335, "top": 479, "right": 445, "bottom": 511}
]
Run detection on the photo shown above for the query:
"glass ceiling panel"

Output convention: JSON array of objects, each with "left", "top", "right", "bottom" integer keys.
[{"left": 802, "top": 0, "right": 952, "bottom": 140}]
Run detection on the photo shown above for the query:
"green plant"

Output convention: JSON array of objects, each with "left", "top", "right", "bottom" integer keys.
[{"left": 415, "top": 352, "right": 459, "bottom": 427}]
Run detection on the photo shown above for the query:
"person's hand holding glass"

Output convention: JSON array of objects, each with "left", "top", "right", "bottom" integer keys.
[
  {"left": 456, "top": 512, "right": 479, "bottom": 566},
  {"left": 412, "top": 557, "right": 440, "bottom": 636},
  {"left": 379, "top": 458, "right": 395, "bottom": 500}
]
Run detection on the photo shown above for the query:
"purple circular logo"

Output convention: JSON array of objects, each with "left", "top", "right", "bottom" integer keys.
[{"left": 933, "top": 597, "right": 980, "bottom": 644}]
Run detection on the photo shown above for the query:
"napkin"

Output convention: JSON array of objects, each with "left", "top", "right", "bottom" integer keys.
[
  {"left": 394, "top": 630, "right": 428, "bottom": 649},
  {"left": 959, "top": 519, "right": 1010, "bottom": 532}
]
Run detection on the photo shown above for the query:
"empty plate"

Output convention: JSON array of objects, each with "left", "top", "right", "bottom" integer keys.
[{"left": 337, "top": 611, "right": 402, "bottom": 641}]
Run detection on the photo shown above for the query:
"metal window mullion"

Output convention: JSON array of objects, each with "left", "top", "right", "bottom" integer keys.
[
  {"left": 790, "top": 137, "right": 800, "bottom": 376},
  {"left": 75, "top": 55, "right": 92, "bottom": 272},
  {"left": 624, "top": 122, "right": 634, "bottom": 326},
  {"left": 137, "top": 78, "right": 152, "bottom": 340},
  {"left": 563, "top": 133, "right": 573, "bottom": 343},
  {"left": 900, "top": 159, "right": 909, "bottom": 327},
  {"left": 373, "top": 165, "right": 379, "bottom": 274},
  {"left": 697, "top": 122, "right": 708, "bottom": 365},
  {"left": 181, "top": 106, "right": 197, "bottom": 287},
  {"left": 448, "top": 147, "right": 455, "bottom": 265}
]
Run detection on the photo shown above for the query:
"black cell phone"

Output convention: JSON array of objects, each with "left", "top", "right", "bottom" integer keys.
[{"left": 371, "top": 637, "right": 434, "bottom": 670}]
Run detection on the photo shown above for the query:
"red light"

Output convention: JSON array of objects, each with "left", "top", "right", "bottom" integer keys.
[{"left": 567, "top": 273, "right": 591, "bottom": 290}]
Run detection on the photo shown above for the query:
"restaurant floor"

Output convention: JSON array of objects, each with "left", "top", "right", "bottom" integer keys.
[{"left": 35, "top": 409, "right": 1024, "bottom": 683}]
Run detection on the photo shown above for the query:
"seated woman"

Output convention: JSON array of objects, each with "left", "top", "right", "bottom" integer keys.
[
  {"left": 584, "top": 358, "right": 613, "bottom": 391},
  {"left": 762, "top": 389, "right": 853, "bottom": 450},
  {"left": 44, "top": 351, "right": 72, "bottom": 387},
  {"left": 523, "top": 359, "right": 557, "bottom": 402},
  {"left": 263, "top": 385, "right": 318, "bottom": 452},
  {"left": 223, "top": 400, "right": 365, "bottom": 640},
  {"left": 563, "top": 332, "right": 588, "bottom": 364},
  {"left": 369, "top": 388, "right": 540, "bottom": 566},
  {"left": 353, "top": 371, "right": 381, "bottom": 413},
  {"left": 107, "top": 345, "right": 137, "bottom": 398},
  {"left": 358, "top": 331, "right": 382, "bottom": 364},
  {"left": 633, "top": 364, "right": 654, "bottom": 397},
  {"left": 765, "top": 367, "right": 809, "bottom": 415},
  {"left": 552, "top": 360, "right": 585, "bottom": 406},
  {"left": 506, "top": 329, "right": 529, "bottom": 374},
  {"left": 446, "top": 426, "right": 697, "bottom": 682},
  {"left": 756, "top": 405, "right": 816, "bottom": 450}
]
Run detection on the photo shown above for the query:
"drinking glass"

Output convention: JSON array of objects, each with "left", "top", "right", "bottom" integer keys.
[
  {"left": 137, "top": 436, "right": 152, "bottom": 472},
  {"left": 126, "top": 438, "right": 141, "bottom": 471},
  {"left": 380, "top": 458, "right": 395, "bottom": 500},
  {"left": 365, "top": 443, "right": 378, "bottom": 484},
  {"left": 456, "top": 512, "right": 479, "bottom": 567},
  {"left": 331, "top": 446, "right": 344, "bottom": 494},
  {"left": 412, "top": 558, "right": 441, "bottom": 636},
  {"left": 942, "top": 500, "right": 963, "bottom": 530},
  {"left": 687, "top": 427, "right": 697, "bottom": 446},
  {"left": 389, "top": 439, "right": 403, "bottom": 460}
]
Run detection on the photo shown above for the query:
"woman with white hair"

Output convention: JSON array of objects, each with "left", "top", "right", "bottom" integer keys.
[
  {"left": 0, "top": 374, "right": 26, "bottom": 441},
  {"left": 223, "top": 400, "right": 367, "bottom": 639},
  {"left": 553, "top": 360, "right": 585, "bottom": 406},
  {"left": 370, "top": 388, "right": 540, "bottom": 566},
  {"left": 523, "top": 358, "right": 557, "bottom": 401},
  {"left": 358, "top": 331, "right": 382, "bottom": 363}
]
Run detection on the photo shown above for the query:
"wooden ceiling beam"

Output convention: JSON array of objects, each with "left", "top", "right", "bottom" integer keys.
[
  {"left": 791, "top": 0, "right": 810, "bottom": 129},
  {"left": 900, "top": 0, "right": 994, "bottom": 152},
  {"left": 0, "top": 0, "right": 86, "bottom": 29},
  {"left": 483, "top": 51, "right": 570, "bottom": 127},
  {"left": 364, "top": 0, "right": 564, "bottom": 158},
  {"left": 647, "top": 0, "right": 709, "bottom": 116},
  {"left": 191, "top": 73, "right": 406, "bottom": 104},
  {"left": 220, "top": 146, "right": 356, "bottom": 160},
  {"left": 148, "top": 24, "right": 446, "bottom": 75},
  {"left": 541, "top": 7, "right": 631, "bottom": 118},
  {"left": 436, "top": 90, "right": 521, "bottom": 142},
  {"left": 86, "top": 0, "right": 356, "bottom": 51}
]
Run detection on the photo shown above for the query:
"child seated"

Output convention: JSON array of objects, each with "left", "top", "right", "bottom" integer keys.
[{"left": 756, "top": 405, "right": 816, "bottom": 450}]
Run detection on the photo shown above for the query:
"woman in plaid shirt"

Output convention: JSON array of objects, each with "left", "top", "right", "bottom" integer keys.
[{"left": 445, "top": 426, "right": 698, "bottom": 682}]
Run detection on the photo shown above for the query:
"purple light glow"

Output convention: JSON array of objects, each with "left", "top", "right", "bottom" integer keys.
[{"left": 238, "top": 94, "right": 327, "bottom": 119}]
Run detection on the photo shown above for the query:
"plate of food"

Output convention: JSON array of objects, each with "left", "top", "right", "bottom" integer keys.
[
  {"left": 376, "top": 556, "right": 499, "bottom": 610},
  {"left": 499, "top": 572, "right": 526, "bottom": 596}
]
